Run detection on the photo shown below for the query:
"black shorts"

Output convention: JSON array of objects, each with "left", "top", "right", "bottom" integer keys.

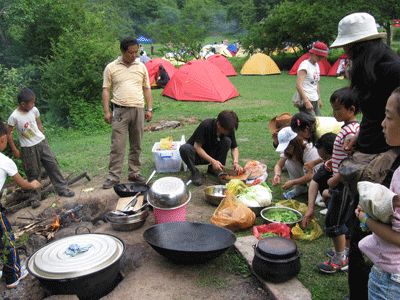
[
  {"left": 313, "top": 164, "right": 332, "bottom": 194},
  {"left": 325, "top": 183, "right": 351, "bottom": 238}
]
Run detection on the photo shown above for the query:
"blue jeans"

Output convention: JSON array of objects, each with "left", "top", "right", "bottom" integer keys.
[{"left": 369, "top": 266, "right": 400, "bottom": 300}]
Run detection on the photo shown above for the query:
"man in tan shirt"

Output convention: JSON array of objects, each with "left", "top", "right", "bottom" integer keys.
[{"left": 102, "top": 37, "right": 153, "bottom": 189}]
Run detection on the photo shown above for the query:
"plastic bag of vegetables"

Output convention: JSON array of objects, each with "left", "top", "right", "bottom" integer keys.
[
  {"left": 226, "top": 179, "right": 247, "bottom": 195},
  {"left": 291, "top": 219, "right": 323, "bottom": 241},
  {"left": 253, "top": 223, "right": 291, "bottom": 239},
  {"left": 211, "top": 191, "right": 256, "bottom": 231},
  {"left": 237, "top": 184, "right": 272, "bottom": 207}
]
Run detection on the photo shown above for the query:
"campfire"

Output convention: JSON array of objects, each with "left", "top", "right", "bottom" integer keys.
[{"left": 15, "top": 204, "right": 85, "bottom": 240}]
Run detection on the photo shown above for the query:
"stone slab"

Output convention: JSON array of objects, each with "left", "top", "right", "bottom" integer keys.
[{"left": 235, "top": 235, "right": 312, "bottom": 300}]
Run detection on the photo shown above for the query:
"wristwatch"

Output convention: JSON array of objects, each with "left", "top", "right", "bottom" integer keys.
[{"left": 146, "top": 108, "right": 153, "bottom": 112}]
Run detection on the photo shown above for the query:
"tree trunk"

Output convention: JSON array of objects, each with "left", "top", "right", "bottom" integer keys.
[{"left": 385, "top": 22, "right": 391, "bottom": 47}]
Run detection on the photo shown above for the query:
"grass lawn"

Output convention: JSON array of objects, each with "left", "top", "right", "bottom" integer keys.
[{"left": 47, "top": 71, "right": 348, "bottom": 299}]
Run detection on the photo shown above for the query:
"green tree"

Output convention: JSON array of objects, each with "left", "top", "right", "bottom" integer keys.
[
  {"left": 39, "top": 7, "right": 120, "bottom": 128},
  {"left": 342, "top": 0, "right": 400, "bottom": 47},
  {"left": 243, "top": 0, "right": 341, "bottom": 53}
]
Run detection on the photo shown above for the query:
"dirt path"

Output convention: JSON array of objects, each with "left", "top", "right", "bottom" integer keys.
[{"left": 1, "top": 174, "right": 271, "bottom": 300}]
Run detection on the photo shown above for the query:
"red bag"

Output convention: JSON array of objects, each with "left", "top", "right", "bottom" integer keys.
[{"left": 252, "top": 223, "right": 291, "bottom": 239}]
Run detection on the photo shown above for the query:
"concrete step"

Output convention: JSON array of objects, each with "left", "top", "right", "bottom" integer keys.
[{"left": 235, "top": 235, "right": 311, "bottom": 300}]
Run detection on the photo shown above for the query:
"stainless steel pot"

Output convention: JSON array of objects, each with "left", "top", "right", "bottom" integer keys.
[
  {"left": 147, "top": 177, "right": 190, "bottom": 209},
  {"left": 106, "top": 208, "right": 149, "bottom": 231}
]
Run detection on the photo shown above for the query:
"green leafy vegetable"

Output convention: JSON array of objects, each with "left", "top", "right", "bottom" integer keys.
[
  {"left": 263, "top": 209, "right": 300, "bottom": 223},
  {"left": 260, "top": 232, "right": 279, "bottom": 239}
]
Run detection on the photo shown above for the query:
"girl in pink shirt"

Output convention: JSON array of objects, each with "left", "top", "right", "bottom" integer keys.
[{"left": 356, "top": 87, "right": 400, "bottom": 299}]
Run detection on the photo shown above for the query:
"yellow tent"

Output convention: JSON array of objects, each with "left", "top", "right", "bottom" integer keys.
[{"left": 240, "top": 53, "right": 281, "bottom": 75}]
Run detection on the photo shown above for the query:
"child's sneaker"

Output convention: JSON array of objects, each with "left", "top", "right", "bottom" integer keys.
[
  {"left": 318, "top": 257, "right": 348, "bottom": 274},
  {"left": 282, "top": 189, "right": 297, "bottom": 200},
  {"left": 319, "top": 208, "right": 328, "bottom": 215},
  {"left": 6, "top": 265, "right": 28, "bottom": 289},
  {"left": 326, "top": 248, "right": 349, "bottom": 259}
]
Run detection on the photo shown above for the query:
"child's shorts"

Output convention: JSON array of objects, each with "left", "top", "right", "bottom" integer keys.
[{"left": 325, "top": 184, "right": 350, "bottom": 238}]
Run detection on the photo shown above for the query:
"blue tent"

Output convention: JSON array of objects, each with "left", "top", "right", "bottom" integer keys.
[
  {"left": 137, "top": 35, "right": 153, "bottom": 44},
  {"left": 227, "top": 43, "right": 238, "bottom": 53}
]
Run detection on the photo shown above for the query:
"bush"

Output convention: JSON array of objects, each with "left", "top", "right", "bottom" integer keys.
[
  {"left": 227, "top": 56, "right": 248, "bottom": 73},
  {"left": 271, "top": 52, "right": 299, "bottom": 71},
  {"left": 40, "top": 17, "right": 118, "bottom": 129}
]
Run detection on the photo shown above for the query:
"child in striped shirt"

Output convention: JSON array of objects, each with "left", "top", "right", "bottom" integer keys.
[{"left": 318, "top": 87, "right": 360, "bottom": 274}]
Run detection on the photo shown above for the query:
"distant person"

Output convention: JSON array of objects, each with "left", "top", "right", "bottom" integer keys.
[
  {"left": 180, "top": 110, "right": 243, "bottom": 186},
  {"left": 7, "top": 88, "right": 75, "bottom": 208},
  {"left": 294, "top": 41, "right": 329, "bottom": 116},
  {"left": 156, "top": 65, "right": 170, "bottom": 88},
  {"left": 102, "top": 37, "right": 153, "bottom": 189},
  {"left": 0, "top": 121, "right": 42, "bottom": 288},
  {"left": 140, "top": 51, "right": 150, "bottom": 64},
  {"left": 150, "top": 45, "right": 154, "bottom": 55}
]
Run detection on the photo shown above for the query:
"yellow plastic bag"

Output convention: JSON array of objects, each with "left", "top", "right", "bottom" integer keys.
[
  {"left": 159, "top": 136, "right": 173, "bottom": 150},
  {"left": 275, "top": 199, "right": 308, "bottom": 215},
  {"left": 291, "top": 219, "right": 323, "bottom": 241},
  {"left": 211, "top": 191, "right": 256, "bottom": 231}
]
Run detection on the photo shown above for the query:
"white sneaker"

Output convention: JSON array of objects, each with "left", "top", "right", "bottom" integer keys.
[
  {"left": 320, "top": 208, "right": 328, "bottom": 215},
  {"left": 315, "top": 193, "right": 326, "bottom": 207},
  {"left": 6, "top": 265, "right": 28, "bottom": 289}
]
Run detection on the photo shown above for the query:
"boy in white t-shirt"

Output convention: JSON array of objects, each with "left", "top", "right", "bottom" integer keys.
[
  {"left": 7, "top": 88, "right": 74, "bottom": 208},
  {"left": 0, "top": 121, "right": 41, "bottom": 288}
]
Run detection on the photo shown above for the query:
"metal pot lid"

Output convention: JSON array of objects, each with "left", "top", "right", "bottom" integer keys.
[
  {"left": 256, "top": 237, "right": 297, "bottom": 260},
  {"left": 27, "top": 233, "right": 124, "bottom": 280},
  {"left": 150, "top": 177, "right": 186, "bottom": 196}
]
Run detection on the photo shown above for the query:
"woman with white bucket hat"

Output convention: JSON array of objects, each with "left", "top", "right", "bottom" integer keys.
[{"left": 331, "top": 12, "right": 400, "bottom": 300}]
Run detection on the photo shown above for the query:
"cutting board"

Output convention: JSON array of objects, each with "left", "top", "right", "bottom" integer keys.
[{"left": 115, "top": 195, "right": 144, "bottom": 211}]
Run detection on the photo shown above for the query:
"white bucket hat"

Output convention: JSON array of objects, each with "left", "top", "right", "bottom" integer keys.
[
  {"left": 331, "top": 12, "right": 386, "bottom": 48},
  {"left": 276, "top": 126, "right": 297, "bottom": 153}
]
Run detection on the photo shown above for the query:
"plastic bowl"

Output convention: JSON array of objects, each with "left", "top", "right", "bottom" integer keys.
[
  {"left": 260, "top": 206, "right": 303, "bottom": 227},
  {"left": 204, "top": 185, "right": 226, "bottom": 206}
]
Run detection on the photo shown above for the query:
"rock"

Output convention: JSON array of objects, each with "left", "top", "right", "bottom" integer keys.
[{"left": 26, "top": 234, "right": 48, "bottom": 255}]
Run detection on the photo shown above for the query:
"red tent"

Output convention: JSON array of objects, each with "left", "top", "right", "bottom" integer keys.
[
  {"left": 328, "top": 54, "right": 348, "bottom": 76},
  {"left": 145, "top": 58, "right": 177, "bottom": 86},
  {"left": 207, "top": 54, "right": 237, "bottom": 76},
  {"left": 162, "top": 60, "right": 239, "bottom": 102},
  {"left": 289, "top": 53, "right": 331, "bottom": 76}
]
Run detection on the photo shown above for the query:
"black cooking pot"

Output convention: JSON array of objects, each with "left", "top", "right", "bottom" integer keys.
[
  {"left": 113, "top": 182, "right": 149, "bottom": 198},
  {"left": 27, "top": 229, "right": 125, "bottom": 300},
  {"left": 252, "top": 237, "right": 300, "bottom": 283}
]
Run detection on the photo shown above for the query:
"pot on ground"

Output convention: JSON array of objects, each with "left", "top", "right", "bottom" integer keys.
[
  {"left": 27, "top": 231, "right": 125, "bottom": 299},
  {"left": 252, "top": 237, "right": 300, "bottom": 283}
]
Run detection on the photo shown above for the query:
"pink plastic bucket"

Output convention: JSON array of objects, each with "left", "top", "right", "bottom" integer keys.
[{"left": 153, "top": 204, "right": 187, "bottom": 224}]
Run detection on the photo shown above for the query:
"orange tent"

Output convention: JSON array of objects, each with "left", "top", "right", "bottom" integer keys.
[
  {"left": 162, "top": 60, "right": 239, "bottom": 102},
  {"left": 145, "top": 58, "right": 177, "bottom": 86},
  {"left": 207, "top": 54, "right": 237, "bottom": 76}
]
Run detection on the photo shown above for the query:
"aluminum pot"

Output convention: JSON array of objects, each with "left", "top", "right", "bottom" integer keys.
[
  {"left": 251, "top": 237, "right": 300, "bottom": 283},
  {"left": 147, "top": 177, "right": 190, "bottom": 209},
  {"left": 27, "top": 229, "right": 125, "bottom": 300},
  {"left": 204, "top": 185, "right": 226, "bottom": 206}
]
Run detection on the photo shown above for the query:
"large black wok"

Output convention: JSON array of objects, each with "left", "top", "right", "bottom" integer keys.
[{"left": 143, "top": 222, "right": 236, "bottom": 264}]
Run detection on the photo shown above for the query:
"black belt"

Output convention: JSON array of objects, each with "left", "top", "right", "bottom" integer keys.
[{"left": 112, "top": 103, "right": 126, "bottom": 109}]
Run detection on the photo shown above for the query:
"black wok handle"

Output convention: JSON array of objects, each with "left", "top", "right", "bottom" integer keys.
[{"left": 75, "top": 226, "right": 91, "bottom": 235}]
